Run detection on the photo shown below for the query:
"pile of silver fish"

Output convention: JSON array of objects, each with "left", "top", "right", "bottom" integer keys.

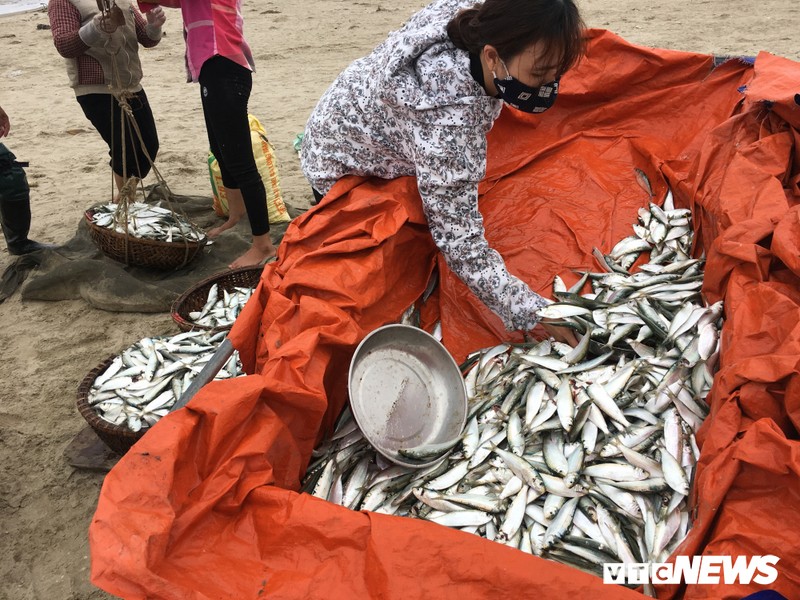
[
  {"left": 186, "top": 283, "right": 255, "bottom": 330},
  {"left": 398, "top": 269, "right": 441, "bottom": 338},
  {"left": 301, "top": 192, "right": 721, "bottom": 591},
  {"left": 89, "top": 202, "right": 205, "bottom": 244},
  {"left": 87, "top": 330, "right": 241, "bottom": 432}
]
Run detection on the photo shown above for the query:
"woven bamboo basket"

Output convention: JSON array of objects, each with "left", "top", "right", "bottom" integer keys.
[
  {"left": 76, "top": 355, "right": 147, "bottom": 455},
  {"left": 170, "top": 265, "right": 264, "bottom": 333},
  {"left": 85, "top": 208, "right": 207, "bottom": 270}
]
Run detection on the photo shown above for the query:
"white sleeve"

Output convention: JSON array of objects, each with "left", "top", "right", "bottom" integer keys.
[
  {"left": 79, "top": 15, "right": 123, "bottom": 51},
  {"left": 78, "top": 16, "right": 105, "bottom": 47},
  {"left": 145, "top": 24, "right": 162, "bottom": 41},
  {"left": 411, "top": 117, "right": 548, "bottom": 331}
]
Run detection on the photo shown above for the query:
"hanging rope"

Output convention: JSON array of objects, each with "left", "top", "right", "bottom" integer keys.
[{"left": 95, "top": 0, "right": 205, "bottom": 267}]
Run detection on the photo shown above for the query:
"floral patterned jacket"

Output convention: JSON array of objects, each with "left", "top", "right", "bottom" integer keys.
[{"left": 300, "top": 0, "right": 547, "bottom": 331}]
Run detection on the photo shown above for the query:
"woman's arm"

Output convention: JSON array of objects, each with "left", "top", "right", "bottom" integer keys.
[
  {"left": 0, "top": 104, "right": 9, "bottom": 138},
  {"left": 134, "top": 5, "right": 165, "bottom": 48},
  {"left": 48, "top": 0, "right": 89, "bottom": 59},
  {"left": 49, "top": 0, "right": 128, "bottom": 55},
  {"left": 413, "top": 120, "right": 548, "bottom": 332},
  {"left": 137, "top": 0, "right": 181, "bottom": 9}
]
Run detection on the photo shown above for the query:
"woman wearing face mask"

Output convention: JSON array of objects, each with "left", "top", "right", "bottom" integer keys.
[{"left": 300, "top": 0, "right": 585, "bottom": 333}]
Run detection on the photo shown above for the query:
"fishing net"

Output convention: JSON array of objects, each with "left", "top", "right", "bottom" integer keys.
[{"left": 1, "top": 184, "right": 294, "bottom": 311}]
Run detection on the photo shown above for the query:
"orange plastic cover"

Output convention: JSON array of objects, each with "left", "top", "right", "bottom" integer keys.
[{"left": 90, "top": 30, "right": 800, "bottom": 599}]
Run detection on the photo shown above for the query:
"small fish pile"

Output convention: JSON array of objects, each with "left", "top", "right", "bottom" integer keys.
[
  {"left": 301, "top": 192, "right": 721, "bottom": 589},
  {"left": 89, "top": 202, "right": 205, "bottom": 244},
  {"left": 398, "top": 269, "right": 440, "bottom": 337},
  {"left": 87, "top": 330, "right": 242, "bottom": 432},
  {"left": 186, "top": 283, "right": 255, "bottom": 330}
]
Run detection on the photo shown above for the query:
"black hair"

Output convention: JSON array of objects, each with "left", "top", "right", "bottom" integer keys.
[{"left": 447, "top": 0, "right": 586, "bottom": 74}]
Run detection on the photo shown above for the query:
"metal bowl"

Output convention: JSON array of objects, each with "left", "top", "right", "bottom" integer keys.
[{"left": 348, "top": 324, "right": 467, "bottom": 468}]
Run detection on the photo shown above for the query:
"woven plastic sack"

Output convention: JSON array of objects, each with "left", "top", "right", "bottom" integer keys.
[{"left": 208, "top": 114, "right": 290, "bottom": 224}]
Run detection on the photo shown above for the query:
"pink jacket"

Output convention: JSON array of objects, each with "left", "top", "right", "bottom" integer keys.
[{"left": 140, "top": 0, "right": 254, "bottom": 82}]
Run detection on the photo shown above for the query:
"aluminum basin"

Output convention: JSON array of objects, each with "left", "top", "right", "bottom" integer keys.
[{"left": 348, "top": 324, "right": 467, "bottom": 468}]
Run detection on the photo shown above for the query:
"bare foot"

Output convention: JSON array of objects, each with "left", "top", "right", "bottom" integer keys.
[
  {"left": 229, "top": 233, "right": 277, "bottom": 269},
  {"left": 207, "top": 217, "right": 240, "bottom": 239},
  {"left": 229, "top": 246, "right": 277, "bottom": 269}
]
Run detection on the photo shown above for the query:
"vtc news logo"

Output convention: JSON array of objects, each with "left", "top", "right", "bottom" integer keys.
[{"left": 602, "top": 555, "right": 780, "bottom": 585}]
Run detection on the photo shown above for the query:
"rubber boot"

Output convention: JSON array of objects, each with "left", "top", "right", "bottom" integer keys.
[{"left": 0, "top": 143, "right": 54, "bottom": 255}]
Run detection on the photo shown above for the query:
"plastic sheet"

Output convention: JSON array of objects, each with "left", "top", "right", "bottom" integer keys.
[{"left": 89, "top": 30, "right": 800, "bottom": 599}]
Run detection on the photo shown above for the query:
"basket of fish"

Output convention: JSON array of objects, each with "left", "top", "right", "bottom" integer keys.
[
  {"left": 170, "top": 266, "right": 263, "bottom": 333},
  {"left": 301, "top": 192, "right": 722, "bottom": 590},
  {"left": 85, "top": 201, "right": 207, "bottom": 270},
  {"left": 76, "top": 330, "right": 242, "bottom": 455}
]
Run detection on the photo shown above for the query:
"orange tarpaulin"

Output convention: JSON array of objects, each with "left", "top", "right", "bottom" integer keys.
[{"left": 89, "top": 30, "right": 800, "bottom": 599}]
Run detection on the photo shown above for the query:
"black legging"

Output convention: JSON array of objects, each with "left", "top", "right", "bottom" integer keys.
[
  {"left": 77, "top": 89, "right": 159, "bottom": 179},
  {"left": 198, "top": 55, "right": 269, "bottom": 236}
]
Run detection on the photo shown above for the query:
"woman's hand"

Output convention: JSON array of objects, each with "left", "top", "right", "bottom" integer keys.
[
  {"left": 0, "top": 105, "right": 9, "bottom": 138},
  {"left": 92, "top": 10, "right": 121, "bottom": 34},
  {"left": 146, "top": 6, "right": 166, "bottom": 28},
  {"left": 538, "top": 321, "right": 580, "bottom": 346}
]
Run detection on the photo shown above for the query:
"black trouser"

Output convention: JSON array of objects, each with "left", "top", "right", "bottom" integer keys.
[
  {"left": 0, "top": 143, "right": 32, "bottom": 252},
  {"left": 77, "top": 89, "right": 159, "bottom": 179},
  {"left": 199, "top": 56, "right": 269, "bottom": 236}
]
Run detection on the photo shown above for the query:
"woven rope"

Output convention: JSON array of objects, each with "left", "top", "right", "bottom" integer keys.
[{"left": 90, "top": 1, "right": 205, "bottom": 268}]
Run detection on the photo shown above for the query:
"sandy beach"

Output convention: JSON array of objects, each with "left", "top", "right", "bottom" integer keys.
[{"left": 0, "top": 1, "right": 798, "bottom": 598}]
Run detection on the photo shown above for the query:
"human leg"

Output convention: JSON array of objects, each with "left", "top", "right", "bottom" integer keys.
[
  {"left": 123, "top": 89, "right": 159, "bottom": 179},
  {"left": 77, "top": 92, "right": 157, "bottom": 197},
  {"left": 229, "top": 232, "right": 275, "bottom": 269},
  {"left": 113, "top": 172, "right": 125, "bottom": 196},
  {"left": 199, "top": 60, "right": 244, "bottom": 238},
  {"left": 0, "top": 143, "right": 54, "bottom": 254},
  {"left": 207, "top": 187, "right": 246, "bottom": 239},
  {"left": 77, "top": 93, "right": 119, "bottom": 194},
  {"left": 198, "top": 57, "right": 274, "bottom": 266}
]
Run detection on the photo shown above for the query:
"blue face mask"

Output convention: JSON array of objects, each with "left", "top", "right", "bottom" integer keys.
[{"left": 493, "top": 60, "right": 560, "bottom": 114}]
